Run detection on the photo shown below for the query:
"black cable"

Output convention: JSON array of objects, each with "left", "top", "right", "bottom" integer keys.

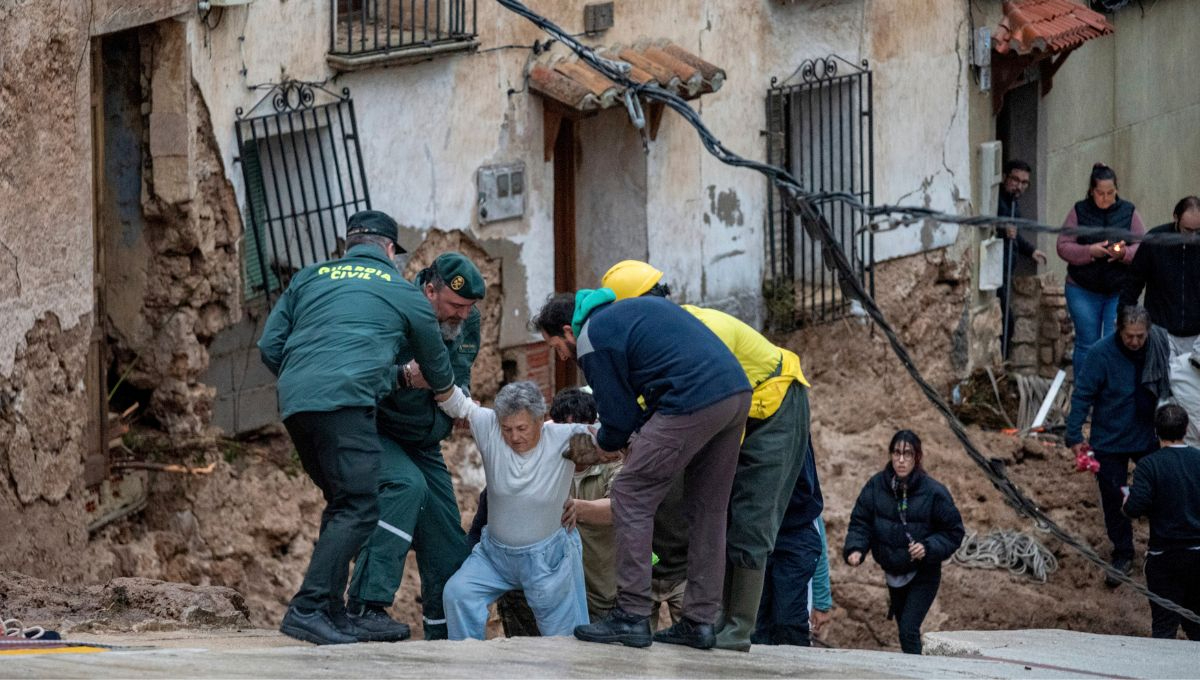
[{"left": 494, "top": 0, "right": 1200, "bottom": 626}]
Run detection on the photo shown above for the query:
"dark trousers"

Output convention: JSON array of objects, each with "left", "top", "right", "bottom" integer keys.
[
  {"left": 1145, "top": 549, "right": 1200, "bottom": 640},
  {"left": 284, "top": 407, "right": 381, "bottom": 614},
  {"left": 1094, "top": 452, "right": 1144, "bottom": 561},
  {"left": 887, "top": 569, "right": 941, "bottom": 655},
  {"left": 611, "top": 392, "right": 751, "bottom": 624},
  {"left": 752, "top": 519, "right": 822, "bottom": 646}
]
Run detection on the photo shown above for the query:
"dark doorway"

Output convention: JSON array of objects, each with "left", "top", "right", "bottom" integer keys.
[
  {"left": 552, "top": 118, "right": 578, "bottom": 391},
  {"left": 996, "top": 78, "right": 1041, "bottom": 277}
]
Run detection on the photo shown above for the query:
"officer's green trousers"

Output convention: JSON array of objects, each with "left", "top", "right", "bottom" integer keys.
[
  {"left": 717, "top": 383, "right": 810, "bottom": 650},
  {"left": 348, "top": 436, "right": 468, "bottom": 639}
]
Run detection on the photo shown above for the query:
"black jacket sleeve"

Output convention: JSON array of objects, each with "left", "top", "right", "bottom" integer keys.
[
  {"left": 922, "top": 483, "right": 965, "bottom": 563},
  {"left": 1120, "top": 243, "right": 1151, "bottom": 308},
  {"left": 843, "top": 480, "right": 875, "bottom": 562}
]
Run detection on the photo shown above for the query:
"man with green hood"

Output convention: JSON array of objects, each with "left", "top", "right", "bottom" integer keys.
[{"left": 347, "top": 252, "right": 486, "bottom": 641}]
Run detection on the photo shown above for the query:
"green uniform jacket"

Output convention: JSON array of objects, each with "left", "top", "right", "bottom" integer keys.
[
  {"left": 377, "top": 306, "right": 481, "bottom": 449},
  {"left": 258, "top": 245, "right": 454, "bottom": 419}
]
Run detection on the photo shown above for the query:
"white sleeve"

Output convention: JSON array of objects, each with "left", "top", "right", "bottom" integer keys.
[{"left": 437, "top": 386, "right": 473, "bottom": 419}]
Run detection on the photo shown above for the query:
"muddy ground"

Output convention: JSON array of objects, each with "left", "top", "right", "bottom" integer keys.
[{"left": 2, "top": 255, "right": 1153, "bottom": 648}]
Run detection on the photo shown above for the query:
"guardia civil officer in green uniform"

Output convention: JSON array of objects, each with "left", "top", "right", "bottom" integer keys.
[
  {"left": 347, "top": 253, "right": 486, "bottom": 640},
  {"left": 259, "top": 210, "right": 456, "bottom": 646}
]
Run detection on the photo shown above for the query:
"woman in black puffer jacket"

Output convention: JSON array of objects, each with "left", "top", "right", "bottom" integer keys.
[{"left": 843, "top": 430, "right": 964, "bottom": 655}]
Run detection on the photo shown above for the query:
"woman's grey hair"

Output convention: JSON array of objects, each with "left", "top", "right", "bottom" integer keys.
[
  {"left": 1117, "top": 305, "right": 1151, "bottom": 331},
  {"left": 494, "top": 381, "right": 547, "bottom": 421}
]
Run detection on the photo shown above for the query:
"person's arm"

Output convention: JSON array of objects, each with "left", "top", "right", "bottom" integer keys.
[
  {"left": 403, "top": 291, "right": 456, "bottom": 396},
  {"left": 1122, "top": 211, "right": 1147, "bottom": 262},
  {"left": 1057, "top": 208, "right": 1102, "bottom": 266},
  {"left": 1120, "top": 242, "right": 1151, "bottom": 308},
  {"left": 811, "top": 516, "right": 832, "bottom": 612},
  {"left": 579, "top": 347, "right": 641, "bottom": 452},
  {"left": 843, "top": 482, "right": 874, "bottom": 564},
  {"left": 1065, "top": 349, "right": 1103, "bottom": 447},
  {"left": 451, "top": 309, "right": 481, "bottom": 391},
  {"left": 1122, "top": 457, "right": 1154, "bottom": 518},
  {"left": 921, "top": 486, "right": 966, "bottom": 563},
  {"left": 437, "top": 387, "right": 497, "bottom": 462},
  {"left": 575, "top": 498, "right": 612, "bottom": 526},
  {"left": 258, "top": 284, "right": 296, "bottom": 376}
]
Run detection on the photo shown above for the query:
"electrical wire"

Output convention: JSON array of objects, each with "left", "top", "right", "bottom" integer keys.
[{"left": 494, "top": 0, "right": 1200, "bottom": 627}]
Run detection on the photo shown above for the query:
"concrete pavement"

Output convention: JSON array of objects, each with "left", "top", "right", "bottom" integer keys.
[{"left": 3, "top": 629, "right": 1197, "bottom": 678}]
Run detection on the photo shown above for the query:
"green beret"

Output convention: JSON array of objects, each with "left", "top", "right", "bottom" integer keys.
[{"left": 433, "top": 252, "right": 485, "bottom": 300}]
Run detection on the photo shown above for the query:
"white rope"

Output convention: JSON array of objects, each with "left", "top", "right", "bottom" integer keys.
[
  {"left": 953, "top": 529, "right": 1059, "bottom": 583},
  {"left": 3, "top": 617, "right": 45, "bottom": 639}
]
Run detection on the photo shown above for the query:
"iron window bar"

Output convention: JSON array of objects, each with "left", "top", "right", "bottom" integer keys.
[
  {"left": 765, "top": 55, "right": 875, "bottom": 330},
  {"left": 330, "top": 0, "right": 478, "bottom": 57},
  {"left": 235, "top": 80, "right": 372, "bottom": 306}
]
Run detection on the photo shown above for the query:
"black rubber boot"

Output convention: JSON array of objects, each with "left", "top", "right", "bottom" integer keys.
[
  {"left": 574, "top": 608, "right": 652, "bottom": 648},
  {"left": 654, "top": 617, "right": 716, "bottom": 650},
  {"left": 280, "top": 607, "right": 358, "bottom": 645}
]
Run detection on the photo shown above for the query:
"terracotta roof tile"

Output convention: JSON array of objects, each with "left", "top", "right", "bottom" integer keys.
[
  {"left": 530, "top": 40, "right": 725, "bottom": 112},
  {"left": 993, "top": 0, "right": 1114, "bottom": 56}
]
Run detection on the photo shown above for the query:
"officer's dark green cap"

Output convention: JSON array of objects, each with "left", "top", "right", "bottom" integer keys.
[
  {"left": 346, "top": 210, "right": 406, "bottom": 253},
  {"left": 433, "top": 252, "right": 485, "bottom": 300}
]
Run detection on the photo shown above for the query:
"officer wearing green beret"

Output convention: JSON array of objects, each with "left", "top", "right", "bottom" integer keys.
[
  {"left": 347, "top": 252, "right": 486, "bottom": 640},
  {"left": 259, "top": 210, "right": 457, "bottom": 645}
]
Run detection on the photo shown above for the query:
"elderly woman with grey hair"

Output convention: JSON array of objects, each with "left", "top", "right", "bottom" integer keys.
[{"left": 438, "top": 381, "right": 594, "bottom": 639}]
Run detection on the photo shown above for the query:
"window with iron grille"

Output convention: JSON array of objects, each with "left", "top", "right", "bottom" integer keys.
[
  {"left": 765, "top": 56, "right": 875, "bottom": 329},
  {"left": 329, "top": 0, "right": 478, "bottom": 66},
  {"left": 235, "top": 81, "right": 371, "bottom": 304}
]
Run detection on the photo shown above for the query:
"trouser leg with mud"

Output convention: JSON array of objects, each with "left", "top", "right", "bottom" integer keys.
[
  {"left": 281, "top": 407, "right": 381, "bottom": 644},
  {"left": 348, "top": 438, "right": 468, "bottom": 640},
  {"left": 607, "top": 393, "right": 749, "bottom": 636},
  {"left": 716, "top": 384, "right": 810, "bottom": 651}
]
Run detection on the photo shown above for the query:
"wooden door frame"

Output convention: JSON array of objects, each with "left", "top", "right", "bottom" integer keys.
[{"left": 552, "top": 115, "right": 578, "bottom": 391}]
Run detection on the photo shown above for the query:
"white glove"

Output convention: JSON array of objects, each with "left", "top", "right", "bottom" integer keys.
[{"left": 438, "top": 385, "right": 471, "bottom": 419}]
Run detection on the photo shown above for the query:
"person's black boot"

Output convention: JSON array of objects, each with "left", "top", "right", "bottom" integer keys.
[
  {"left": 573, "top": 608, "right": 652, "bottom": 647},
  {"left": 1105, "top": 556, "right": 1133, "bottom": 588},
  {"left": 280, "top": 607, "right": 358, "bottom": 645},
  {"left": 653, "top": 617, "right": 716, "bottom": 650},
  {"left": 338, "top": 605, "right": 412, "bottom": 642}
]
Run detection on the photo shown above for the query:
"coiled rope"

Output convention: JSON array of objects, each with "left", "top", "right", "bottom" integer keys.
[{"left": 954, "top": 530, "right": 1059, "bottom": 583}]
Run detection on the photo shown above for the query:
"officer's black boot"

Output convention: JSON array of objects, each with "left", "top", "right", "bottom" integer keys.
[
  {"left": 280, "top": 606, "right": 357, "bottom": 645},
  {"left": 574, "top": 607, "right": 652, "bottom": 648},
  {"left": 654, "top": 616, "right": 717, "bottom": 650},
  {"left": 340, "top": 604, "right": 412, "bottom": 642}
]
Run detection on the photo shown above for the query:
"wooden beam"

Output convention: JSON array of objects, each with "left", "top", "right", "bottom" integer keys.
[{"left": 647, "top": 101, "right": 666, "bottom": 142}]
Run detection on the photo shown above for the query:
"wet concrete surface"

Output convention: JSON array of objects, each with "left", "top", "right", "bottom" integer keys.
[{"left": 4, "top": 629, "right": 1197, "bottom": 678}]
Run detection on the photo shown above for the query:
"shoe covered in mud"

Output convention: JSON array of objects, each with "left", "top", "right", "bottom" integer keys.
[
  {"left": 280, "top": 606, "right": 358, "bottom": 645},
  {"left": 653, "top": 617, "right": 716, "bottom": 650},
  {"left": 574, "top": 608, "right": 652, "bottom": 647},
  {"left": 1104, "top": 556, "right": 1133, "bottom": 588},
  {"left": 339, "top": 605, "right": 412, "bottom": 642}
]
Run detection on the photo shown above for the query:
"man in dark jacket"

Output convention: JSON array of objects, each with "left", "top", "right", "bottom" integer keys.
[
  {"left": 346, "top": 252, "right": 485, "bottom": 641},
  {"left": 1123, "top": 403, "right": 1200, "bottom": 640},
  {"left": 258, "top": 210, "right": 456, "bottom": 645},
  {"left": 1120, "top": 196, "right": 1200, "bottom": 357},
  {"left": 1065, "top": 305, "right": 1160, "bottom": 584},
  {"left": 995, "top": 159, "right": 1047, "bottom": 358},
  {"left": 533, "top": 290, "right": 750, "bottom": 650}
]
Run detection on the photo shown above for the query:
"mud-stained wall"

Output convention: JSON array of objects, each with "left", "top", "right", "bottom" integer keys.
[{"left": 0, "top": 2, "right": 96, "bottom": 576}]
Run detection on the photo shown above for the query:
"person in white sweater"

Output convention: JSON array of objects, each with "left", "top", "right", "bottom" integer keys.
[{"left": 439, "top": 381, "right": 594, "bottom": 639}]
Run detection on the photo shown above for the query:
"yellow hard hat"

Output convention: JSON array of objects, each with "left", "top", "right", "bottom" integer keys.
[{"left": 602, "top": 260, "right": 664, "bottom": 300}]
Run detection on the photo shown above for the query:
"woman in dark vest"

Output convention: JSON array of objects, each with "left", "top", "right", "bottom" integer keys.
[
  {"left": 843, "top": 430, "right": 964, "bottom": 655},
  {"left": 1056, "top": 163, "right": 1147, "bottom": 371}
]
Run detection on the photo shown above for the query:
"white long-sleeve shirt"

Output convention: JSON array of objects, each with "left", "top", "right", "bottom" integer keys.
[{"left": 443, "top": 390, "right": 589, "bottom": 547}]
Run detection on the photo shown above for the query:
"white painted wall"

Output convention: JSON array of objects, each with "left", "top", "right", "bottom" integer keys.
[{"left": 187, "top": 0, "right": 973, "bottom": 343}]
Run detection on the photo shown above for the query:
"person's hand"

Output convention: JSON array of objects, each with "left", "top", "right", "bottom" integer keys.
[
  {"left": 1071, "top": 442, "right": 1087, "bottom": 457},
  {"left": 560, "top": 498, "right": 578, "bottom": 531},
  {"left": 847, "top": 551, "right": 863, "bottom": 567},
  {"left": 908, "top": 541, "right": 926, "bottom": 561},
  {"left": 1105, "top": 240, "right": 1127, "bottom": 262},
  {"left": 1032, "top": 249, "right": 1047, "bottom": 265},
  {"left": 1087, "top": 241, "right": 1111, "bottom": 259},
  {"left": 810, "top": 608, "right": 831, "bottom": 638},
  {"left": 404, "top": 360, "right": 430, "bottom": 389}
]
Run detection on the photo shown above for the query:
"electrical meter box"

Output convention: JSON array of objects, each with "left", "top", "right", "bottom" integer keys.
[{"left": 477, "top": 162, "right": 526, "bottom": 224}]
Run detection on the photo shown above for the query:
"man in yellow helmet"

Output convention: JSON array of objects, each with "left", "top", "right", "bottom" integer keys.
[{"left": 601, "top": 260, "right": 812, "bottom": 652}]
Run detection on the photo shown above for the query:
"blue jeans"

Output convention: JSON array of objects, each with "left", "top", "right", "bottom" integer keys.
[
  {"left": 1065, "top": 282, "right": 1119, "bottom": 371},
  {"left": 443, "top": 527, "right": 588, "bottom": 640}
]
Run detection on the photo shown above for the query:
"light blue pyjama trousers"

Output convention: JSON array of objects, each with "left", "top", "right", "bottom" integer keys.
[{"left": 443, "top": 526, "right": 588, "bottom": 640}]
